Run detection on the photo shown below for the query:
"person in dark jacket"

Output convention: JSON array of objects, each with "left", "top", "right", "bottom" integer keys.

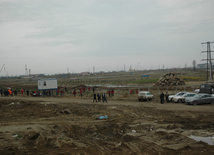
[
  {"left": 26, "top": 90, "right": 29, "bottom": 96},
  {"left": 73, "top": 90, "right": 77, "bottom": 97},
  {"left": 160, "top": 92, "right": 164, "bottom": 104},
  {"left": 0, "top": 89, "right": 3, "bottom": 97},
  {"left": 97, "top": 93, "right": 101, "bottom": 102},
  {"left": 165, "top": 92, "right": 169, "bottom": 103},
  {"left": 102, "top": 93, "right": 107, "bottom": 103},
  {"left": 93, "top": 93, "right": 97, "bottom": 102}
]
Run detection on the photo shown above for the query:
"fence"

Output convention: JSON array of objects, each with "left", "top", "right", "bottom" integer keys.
[
  {"left": 55, "top": 85, "right": 200, "bottom": 99},
  {"left": 4, "top": 84, "right": 199, "bottom": 98}
]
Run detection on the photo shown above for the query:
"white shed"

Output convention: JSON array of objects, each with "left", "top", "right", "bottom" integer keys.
[{"left": 38, "top": 78, "right": 58, "bottom": 90}]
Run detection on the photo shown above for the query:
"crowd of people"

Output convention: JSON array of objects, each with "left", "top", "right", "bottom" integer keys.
[
  {"left": 0, "top": 88, "right": 16, "bottom": 97},
  {"left": 71, "top": 88, "right": 114, "bottom": 103},
  {"left": 1, "top": 86, "right": 170, "bottom": 105},
  {"left": 0, "top": 88, "right": 47, "bottom": 97},
  {"left": 93, "top": 93, "right": 107, "bottom": 103},
  {"left": 0, "top": 86, "right": 175, "bottom": 105}
]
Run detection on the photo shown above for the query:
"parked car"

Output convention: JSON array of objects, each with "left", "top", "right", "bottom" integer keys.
[
  {"left": 199, "top": 83, "right": 214, "bottom": 94},
  {"left": 194, "top": 89, "right": 200, "bottom": 94},
  {"left": 168, "top": 92, "right": 187, "bottom": 102},
  {"left": 138, "top": 91, "right": 154, "bottom": 101},
  {"left": 185, "top": 94, "right": 214, "bottom": 105},
  {"left": 172, "top": 92, "right": 196, "bottom": 103}
]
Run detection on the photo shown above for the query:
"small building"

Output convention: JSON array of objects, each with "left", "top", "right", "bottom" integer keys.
[
  {"left": 38, "top": 78, "right": 58, "bottom": 96},
  {"left": 197, "top": 63, "right": 214, "bottom": 69},
  {"left": 79, "top": 72, "right": 90, "bottom": 76},
  {"left": 38, "top": 78, "right": 58, "bottom": 90}
]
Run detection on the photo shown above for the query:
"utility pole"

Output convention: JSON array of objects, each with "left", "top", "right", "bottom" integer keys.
[
  {"left": 25, "top": 65, "right": 28, "bottom": 76},
  {"left": 93, "top": 67, "right": 95, "bottom": 73},
  {"left": 201, "top": 41, "right": 214, "bottom": 83}
]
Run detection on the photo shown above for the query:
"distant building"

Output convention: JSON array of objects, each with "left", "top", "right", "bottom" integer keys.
[
  {"left": 79, "top": 72, "right": 90, "bottom": 76},
  {"left": 197, "top": 63, "right": 214, "bottom": 69}
]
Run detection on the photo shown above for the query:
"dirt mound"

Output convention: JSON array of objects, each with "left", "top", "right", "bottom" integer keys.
[
  {"left": 155, "top": 72, "right": 185, "bottom": 86},
  {"left": 0, "top": 97, "right": 214, "bottom": 154}
]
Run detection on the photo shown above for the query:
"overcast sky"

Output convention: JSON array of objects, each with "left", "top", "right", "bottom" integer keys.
[{"left": 0, "top": 0, "right": 214, "bottom": 76}]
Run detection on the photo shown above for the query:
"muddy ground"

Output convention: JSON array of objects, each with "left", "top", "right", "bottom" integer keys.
[{"left": 0, "top": 96, "right": 214, "bottom": 155}]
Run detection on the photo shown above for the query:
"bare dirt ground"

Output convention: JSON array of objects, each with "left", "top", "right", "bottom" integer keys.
[{"left": 0, "top": 96, "right": 214, "bottom": 155}]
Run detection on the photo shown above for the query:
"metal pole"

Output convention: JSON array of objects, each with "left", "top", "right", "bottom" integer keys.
[
  {"left": 207, "top": 43, "right": 209, "bottom": 82},
  {"left": 208, "top": 42, "right": 213, "bottom": 82}
]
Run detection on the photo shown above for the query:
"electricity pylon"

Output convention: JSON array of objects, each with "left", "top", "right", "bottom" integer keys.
[{"left": 201, "top": 41, "right": 214, "bottom": 83}]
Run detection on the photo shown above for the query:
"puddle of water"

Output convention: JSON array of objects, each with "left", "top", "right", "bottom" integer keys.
[{"left": 189, "top": 135, "right": 214, "bottom": 145}]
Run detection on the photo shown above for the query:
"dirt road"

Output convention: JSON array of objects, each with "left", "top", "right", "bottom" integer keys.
[{"left": 0, "top": 96, "right": 214, "bottom": 155}]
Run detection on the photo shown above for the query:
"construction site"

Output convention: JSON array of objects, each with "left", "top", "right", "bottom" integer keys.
[
  {"left": 0, "top": 43, "right": 213, "bottom": 155},
  {"left": 1, "top": 0, "right": 214, "bottom": 154},
  {"left": 0, "top": 68, "right": 214, "bottom": 155}
]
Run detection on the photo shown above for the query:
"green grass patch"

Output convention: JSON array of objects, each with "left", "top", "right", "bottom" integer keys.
[
  {"left": 182, "top": 76, "right": 205, "bottom": 81},
  {"left": 127, "top": 78, "right": 158, "bottom": 84}
]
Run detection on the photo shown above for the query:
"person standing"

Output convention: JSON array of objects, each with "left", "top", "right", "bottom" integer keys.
[
  {"left": 102, "top": 93, "right": 107, "bottom": 103},
  {"left": 26, "top": 90, "right": 29, "bottom": 96},
  {"left": 21, "top": 89, "right": 24, "bottom": 96},
  {"left": 108, "top": 89, "right": 111, "bottom": 97},
  {"left": 136, "top": 89, "right": 139, "bottom": 94},
  {"left": 97, "top": 93, "right": 101, "bottom": 102},
  {"left": 80, "top": 89, "right": 83, "bottom": 97},
  {"left": 111, "top": 89, "right": 114, "bottom": 96},
  {"left": 73, "top": 90, "right": 77, "bottom": 97},
  {"left": 160, "top": 92, "right": 164, "bottom": 104},
  {"left": 4, "top": 90, "right": 6, "bottom": 97},
  {"left": 165, "top": 92, "right": 169, "bottom": 103},
  {"left": 0, "top": 89, "right": 3, "bottom": 97},
  {"left": 14, "top": 90, "right": 17, "bottom": 96},
  {"left": 8, "top": 89, "right": 12, "bottom": 96},
  {"left": 93, "top": 93, "right": 97, "bottom": 102}
]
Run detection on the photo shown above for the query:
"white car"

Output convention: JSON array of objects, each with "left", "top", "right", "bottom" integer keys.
[
  {"left": 172, "top": 92, "right": 196, "bottom": 103},
  {"left": 194, "top": 89, "right": 200, "bottom": 94},
  {"left": 138, "top": 91, "right": 154, "bottom": 101},
  {"left": 168, "top": 92, "right": 187, "bottom": 102}
]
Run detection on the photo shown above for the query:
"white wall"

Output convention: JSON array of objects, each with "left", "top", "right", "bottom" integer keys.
[{"left": 38, "top": 79, "right": 58, "bottom": 90}]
